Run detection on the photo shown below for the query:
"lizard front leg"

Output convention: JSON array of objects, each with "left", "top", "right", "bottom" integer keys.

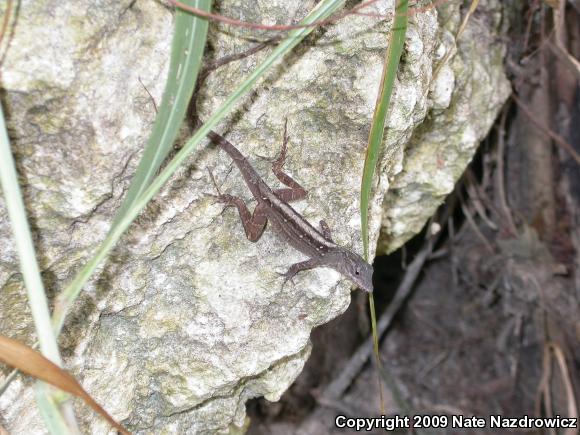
[{"left": 279, "top": 257, "right": 322, "bottom": 287}]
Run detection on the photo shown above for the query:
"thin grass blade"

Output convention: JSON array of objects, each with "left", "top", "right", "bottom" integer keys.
[
  {"left": 52, "top": 0, "right": 347, "bottom": 335},
  {"left": 360, "top": 0, "right": 408, "bottom": 260},
  {"left": 358, "top": 0, "right": 409, "bottom": 415},
  {"left": 0, "top": 103, "right": 77, "bottom": 432},
  {"left": 35, "top": 382, "right": 78, "bottom": 435},
  {"left": 113, "top": 0, "right": 212, "bottom": 225},
  {"left": 0, "top": 105, "right": 62, "bottom": 364}
]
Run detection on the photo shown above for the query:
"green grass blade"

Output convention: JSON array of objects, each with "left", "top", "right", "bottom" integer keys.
[
  {"left": 52, "top": 0, "right": 347, "bottom": 335},
  {"left": 0, "top": 104, "right": 61, "bottom": 363},
  {"left": 113, "top": 0, "right": 212, "bottom": 225},
  {"left": 0, "top": 103, "right": 76, "bottom": 432},
  {"left": 359, "top": 0, "right": 408, "bottom": 415},
  {"left": 368, "top": 293, "right": 384, "bottom": 412},
  {"left": 360, "top": 0, "right": 408, "bottom": 260},
  {"left": 34, "top": 381, "right": 75, "bottom": 435}
]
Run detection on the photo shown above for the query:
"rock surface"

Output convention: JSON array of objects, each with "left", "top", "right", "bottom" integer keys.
[
  {"left": 0, "top": 0, "right": 508, "bottom": 433},
  {"left": 378, "top": 0, "right": 511, "bottom": 253}
]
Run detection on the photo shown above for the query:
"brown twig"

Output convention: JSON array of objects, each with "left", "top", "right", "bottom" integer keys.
[
  {"left": 522, "top": 0, "right": 538, "bottom": 53},
  {"left": 460, "top": 198, "right": 495, "bottom": 254},
  {"left": 170, "top": 0, "right": 455, "bottom": 33},
  {"left": 138, "top": 76, "right": 158, "bottom": 113},
  {"left": 546, "top": 40, "right": 580, "bottom": 81},
  {"left": 187, "top": 0, "right": 457, "bottom": 103},
  {"left": 409, "top": 0, "right": 455, "bottom": 15},
  {"left": 432, "top": 0, "right": 479, "bottom": 83},
  {"left": 448, "top": 217, "right": 459, "bottom": 289},
  {"left": 349, "top": 0, "right": 453, "bottom": 20},
  {"left": 169, "top": 0, "right": 383, "bottom": 32},
  {"left": 494, "top": 105, "right": 518, "bottom": 235},
  {"left": 465, "top": 170, "right": 498, "bottom": 231},
  {"left": 520, "top": 26, "right": 557, "bottom": 66},
  {"left": 512, "top": 94, "right": 580, "bottom": 166},
  {"left": 553, "top": 0, "right": 566, "bottom": 48},
  {"left": 455, "top": 0, "right": 479, "bottom": 39},
  {"left": 537, "top": 342, "right": 578, "bottom": 435},
  {"left": 550, "top": 343, "right": 579, "bottom": 435},
  {"left": 198, "top": 36, "right": 282, "bottom": 85},
  {"left": 0, "top": 367, "right": 18, "bottom": 396},
  {"left": 537, "top": 343, "right": 556, "bottom": 434},
  {"left": 0, "top": 0, "right": 12, "bottom": 51}
]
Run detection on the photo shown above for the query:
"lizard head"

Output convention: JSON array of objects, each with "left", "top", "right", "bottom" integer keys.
[{"left": 340, "top": 250, "right": 374, "bottom": 293}]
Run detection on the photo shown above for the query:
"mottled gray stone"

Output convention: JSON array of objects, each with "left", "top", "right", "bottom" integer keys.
[
  {"left": 0, "top": 0, "right": 507, "bottom": 433},
  {"left": 377, "top": 0, "right": 511, "bottom": 253}
]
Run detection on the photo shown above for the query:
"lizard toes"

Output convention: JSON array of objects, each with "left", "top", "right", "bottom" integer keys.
[
  {"left": 206, "top": 192, "right": 232, "bottom": 204},
  {"left": 277, "top": 270, "right": 296, "bottom": 289},
  {"left": 254, "top": 152, "right": 276, "bottom": 164}
]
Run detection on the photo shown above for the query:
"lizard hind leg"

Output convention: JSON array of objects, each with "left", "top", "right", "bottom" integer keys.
[
  {"left": 252, "top": 119, "right": 307, "bottom": 202},
  {"left": 270, "top": 118, "right": 308, "bottom": 201},
  {"left": 206, "top": 168, "right": 235, "bottom": 213},
  {"left": 207, "top": 168, "right": 268, "bottom": 242}
]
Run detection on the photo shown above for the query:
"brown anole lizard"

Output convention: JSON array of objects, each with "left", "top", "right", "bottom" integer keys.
[{"left": 207, "top": 126, "right": 374, "bottom": 293}]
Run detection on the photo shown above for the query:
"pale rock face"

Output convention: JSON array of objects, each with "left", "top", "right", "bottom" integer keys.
[
  {"left": 0, "top": 0, "right": 508, "bottom": 433},
  {"left": 378, "top": 0, "right": 511, "bottom": 253}
]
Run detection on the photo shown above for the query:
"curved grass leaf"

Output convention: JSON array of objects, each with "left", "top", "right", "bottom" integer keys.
[
  {"left": 113, "top": 0, "right": 212, "bottom": 225},
  {"left": 358, "top": 0, "right": 408, "bottom": 414},
  {"left": 35, "top": 382, "right": 79, "bottom": 435},
  {"left": 52, "top": 0, "right": 347, "bottom": 335},
  {"left": 0, "top": 103, "right": 77, "bottom": 432},
  {"left": 0, "top": 335, "right": 130, "bottom": 435},
  {"left": 0, "top": 105, "right": 62, "bottom": 366},
  {"left": 360, "top": 0, "right": 408, "bottom": 260}
]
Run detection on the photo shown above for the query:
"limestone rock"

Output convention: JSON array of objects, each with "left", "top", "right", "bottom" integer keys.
[{"left": 377, "top": 0, "right": 511, "bottom": 253}]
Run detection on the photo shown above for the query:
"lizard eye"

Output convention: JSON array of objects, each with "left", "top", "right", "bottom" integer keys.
[{"left": 355, "top": 269, "right": 360, "bottom": 275}]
